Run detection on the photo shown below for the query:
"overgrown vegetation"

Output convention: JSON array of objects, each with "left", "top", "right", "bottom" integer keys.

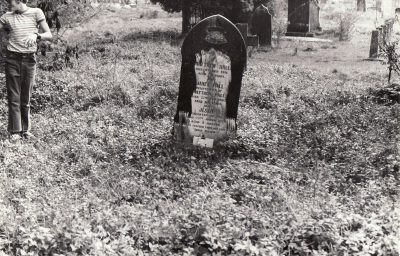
[
  {"left": 0, "top": 6, "right": 400, "bottom": 256},
  {"left": 264, "top": 0, "right": 287, "bottom": 48},
  {"left": 336, "top": 11, "right": 358, "bottom": 41}
]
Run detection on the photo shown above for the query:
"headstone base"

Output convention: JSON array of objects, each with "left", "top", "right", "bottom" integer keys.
[
  {"left": 363, "top": 58, "right": 385, "bottom": 62},
  {"left": 247, "top": 36, "right": 259, "bottom": 47},
  {"left": 285, "top": 32, "right": 315, "bottom": 37},
  {"left": 193, "top": 137, "right": 213, "bottom": 148},
  {"left": 172, "top": 116, "right": 237, "bottom": 146}
]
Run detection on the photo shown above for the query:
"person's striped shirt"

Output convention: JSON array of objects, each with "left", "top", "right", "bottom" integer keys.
[{"left": 0, "top": 8, "right": 46, "bottom": 53}]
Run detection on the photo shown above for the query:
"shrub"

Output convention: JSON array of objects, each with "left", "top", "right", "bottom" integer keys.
[
  {"left": 266, "top": 0, "right": 288, "bottom": 47},
  {"left": 335, "top": 11, "right": 358, "bottom": 41},
  {"left": 136, "top": 81, "right": 178, "bottom": 119},
  {"left": 140, "top": 10, "right": 159, "bottom": 19}
]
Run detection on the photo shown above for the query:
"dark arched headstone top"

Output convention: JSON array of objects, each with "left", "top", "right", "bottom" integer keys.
[{"left": 182, "top": 15, "right": 247, "bottom": 62}]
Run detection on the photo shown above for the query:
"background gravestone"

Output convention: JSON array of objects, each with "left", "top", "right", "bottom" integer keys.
[
  {"left": 235, "top": 23, "right": 259, "bottom": 48},
  {"left": 387, "top": 20, "right": 394, "bottom": 41},
  {"left": 369, "top": 30, "right": 379, "bottom": 58},
  {"left": 286, "top": 0, "right": 320, "bottom": 36},
  {"left": 377, "top": 27, "right": 383, "bottom": 53},
  {"left": 251, "top": 4, "right": 272, "bottom": 46},
  {"left": 236, "top": 23, "right": 248, "bottom": 43},
  {"left": 173, "top": 15, "right": 247, "bottom": 146},
  {"left": 357, "top": 0, "right": 366, "bottom": 12},
  {"left": 381, "top": 24, "right": 387, "bottom": 45}
]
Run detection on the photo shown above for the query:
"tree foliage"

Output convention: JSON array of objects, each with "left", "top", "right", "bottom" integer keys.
[
  {"left": 149, "top": 0, "right": 182, "bottom": 13},
  {"left": 150, "top": 0, "right": 269, "bottom": 14},
  {"left": 37, "top": 0, "right": 66, "bottom": 32},
  {"left": 149, "top": 0, "right": 281, "bottom": 34},
  {"left": 149, "top": 0, "right": 265, "bottom": 26}
]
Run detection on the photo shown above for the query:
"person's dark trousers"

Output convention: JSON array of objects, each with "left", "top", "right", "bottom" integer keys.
[{"left": 4, "top": 50, "right": 36, "bottom": 134}]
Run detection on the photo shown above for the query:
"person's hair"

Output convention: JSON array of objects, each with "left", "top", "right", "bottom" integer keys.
[{"left": 5, "top": 0, "right": 28, "bottom": 4}]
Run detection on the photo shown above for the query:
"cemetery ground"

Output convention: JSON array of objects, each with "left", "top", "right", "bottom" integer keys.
[{"left": 0, "top": 6, "right": 400, "bottom": 256}]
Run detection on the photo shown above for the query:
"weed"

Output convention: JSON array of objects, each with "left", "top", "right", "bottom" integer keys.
[{"left": 336, "top": 11, "right": 359, "bottom": 41}]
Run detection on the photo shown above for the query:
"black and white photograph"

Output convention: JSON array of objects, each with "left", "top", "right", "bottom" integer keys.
[{"left": 0, "top": 0, "right": 399, "bottom": 255}]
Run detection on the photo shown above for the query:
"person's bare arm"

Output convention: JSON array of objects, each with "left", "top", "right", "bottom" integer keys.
[
  {"left": 37, "top": 20, "right": 52, "bottom": 40},
  {"left": 22, "top": 20, "right": 52, "bottom": 47}
]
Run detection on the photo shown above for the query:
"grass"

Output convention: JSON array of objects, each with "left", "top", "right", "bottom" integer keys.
[
  {"left": 0, "top": 6, "right": 400, "bottom": 256},
  {"left": 61, "top": 5, "right": 181, "bottom": 47}
]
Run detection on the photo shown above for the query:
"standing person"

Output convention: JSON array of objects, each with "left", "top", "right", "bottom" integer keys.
[{"left": 0, "top": 0, "right": 52, "bottom": 140}]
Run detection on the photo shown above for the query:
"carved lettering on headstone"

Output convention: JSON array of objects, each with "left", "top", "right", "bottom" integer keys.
[{"left": 189, "top": 49, "right": 231, "bottom": 138}]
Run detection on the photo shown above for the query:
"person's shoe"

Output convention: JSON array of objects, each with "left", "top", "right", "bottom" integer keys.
[
  {"left": 22, "top": 132, "right": 35, "bottom": 139},
  {"left": 10, "top": 133, "right": 21, "bottom": 141}
]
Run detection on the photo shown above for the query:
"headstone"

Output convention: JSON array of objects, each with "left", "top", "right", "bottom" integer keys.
[
  {"left": 235, "top": 23, "right": 259, "bottom": 47},
  {"left": 286, "top": 0, "right": 320, "bottom": 36},
  {"left": 246, "top": 36, "right": 259, "bottom": 47},
  {"left": 376, "top": 0, "right": 382, "bottom": 12},
  {"left": 252, "top": 4, "right": 272, "bottom": 46},
  {"left": 391, "top": 20, "right": 394, "bottom": 39},
  {"left": 173, "top": 15, "right": 247, "bottom": 146},
  {"left": 381, "top": 25, "right": 387, "bottom": 45},
  {"left": 369, "top": 30, "right": 380, "bottom": 58},
  {"left": 357, "top": 0, "right": 366, "bottom": 12},
  {"left": 386, "top": 20, "right": 394, "bottom": 42},
  {"left": 378, "top": 27, "right": 383, "bottom": 52},
  {"left": 386, "top": 22, "right": 391, "bottom": 42},
  {"left": 236, "top": 23, "right": 248, "bottom": 42}
]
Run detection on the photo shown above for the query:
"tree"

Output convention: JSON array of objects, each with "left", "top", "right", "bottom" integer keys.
[
  {"left": 182, "top": 0, "right": 189, "bottom": 36},
  {"left": 150, "top": 0, "right": 270, "bottom": 35}
]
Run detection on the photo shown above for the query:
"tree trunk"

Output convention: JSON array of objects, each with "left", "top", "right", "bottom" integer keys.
[{"left": 182, "top": 0, "right": 191, "bottom": 35}]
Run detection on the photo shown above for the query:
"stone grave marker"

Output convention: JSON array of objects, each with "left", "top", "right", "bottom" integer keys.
[
  {"left": 369, "top": 30, "right": 380, "bottom": 58},
  {"left": 381, "top": 24, "right": 388, "bottom": 45},
  {"left": 235, "top": 23, "right": 259, "bottom": 47},
  {"left": 173, "top": 15, "right": 247, "bottom": 147},
  {"left": 377, "top": 27, "right": 383, "bottom": 53},
  {"left": 385, "top": 20, "right": 394, "bottom": 42},
  {"left": 357, "top": 0, "right": 366, "bottom": 12},
  {"left": 251, "top": 4, "right": 272, "bottom": 46},
  {"left": 286, "top": 0, "right": 320, "bottom": 37}
]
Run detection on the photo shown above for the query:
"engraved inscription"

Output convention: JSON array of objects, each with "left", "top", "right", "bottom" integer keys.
[{"left": 187, "top": 48, "right": 231, "bottom": 139}]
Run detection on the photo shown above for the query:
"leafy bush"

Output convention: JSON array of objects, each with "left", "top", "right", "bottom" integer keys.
[
  {"left": 140, "top": 9, "right": 159, "bottom": 19},
  {"left": 265, "top": 0, "right": 288, "bottom": 47},
  {"left": 336, "top": 11, "right": 358, "bottom": 41}
]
